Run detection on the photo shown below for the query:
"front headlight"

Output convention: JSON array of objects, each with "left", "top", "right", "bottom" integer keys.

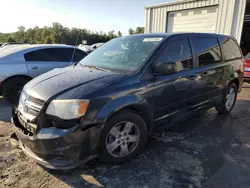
[{"left": 46, "top": 99, "right": 89, "bottom": 120}]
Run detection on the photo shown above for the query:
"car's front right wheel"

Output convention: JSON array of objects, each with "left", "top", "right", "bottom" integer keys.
[{"left": 100, "top": 111, "right": 148, "bottom": 164}]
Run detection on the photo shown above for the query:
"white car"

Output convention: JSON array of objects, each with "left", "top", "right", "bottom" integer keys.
[
  {"left": 86, "top": 43, "right": 104, "bottom": 53},
  {"left": 0, "top": 44, "right": 88, "bottom": 104}
]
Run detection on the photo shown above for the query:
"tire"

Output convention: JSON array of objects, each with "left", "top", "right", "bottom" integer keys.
[
  {"left": 2, "top": 77, "right": 30, "bottom": 105},
  {"left": 215, "top": 83, "right": 238, "bottom": 114},
  {"left": 100, "top": 111, "right": 148, "bottom": 164}
]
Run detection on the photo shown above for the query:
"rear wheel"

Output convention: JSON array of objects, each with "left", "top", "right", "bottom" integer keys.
[
  {"left": 215, "top": 83, "right": 237, "bottom": 114},
  {"left": 2, "top": 77, "right": 30, "bottom": 105},
  {"left": 100, "top": 111, "right": 148, "bottom": 164}
]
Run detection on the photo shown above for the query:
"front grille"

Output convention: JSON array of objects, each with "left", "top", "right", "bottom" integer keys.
[
  {"left": 28, "top": 95, "right": 45, "bottom": 106},
  {"left": 19, "top": 92, "right": 45, "bottom": 120},
  {"left": 17, "top": 113, "right": 37, "bottom": 135},
  {"left": 26, "top": 106, "right": 40, "bottom": 116}
]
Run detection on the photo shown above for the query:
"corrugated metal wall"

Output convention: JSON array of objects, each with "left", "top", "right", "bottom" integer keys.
[
  {"left": 145, "top": 0, "right": 219, "bottom": 33},
  {"left": 145, "top": 0, "right": 246, "bottom": 43}
]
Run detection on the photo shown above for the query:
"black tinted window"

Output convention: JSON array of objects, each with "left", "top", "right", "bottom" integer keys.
[
  {"left": 72, "top": 49, "right": 88, "bottom": 62},
  {"left": 157, "top": 38, "right": 193, "bottom": 71},
  {"left": 24, "top": 47, "right": 76, "bottom": 62},
  {"left": 219, "top": 37, "right": 242, "bottom": 60},
  {"left": 193, "top": 37, "right": 221, "bottom": 66}
]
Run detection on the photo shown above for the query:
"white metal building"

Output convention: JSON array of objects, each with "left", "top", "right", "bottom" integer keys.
[{"left": 145, "top": 0, "right": 250, "bottom": 54}]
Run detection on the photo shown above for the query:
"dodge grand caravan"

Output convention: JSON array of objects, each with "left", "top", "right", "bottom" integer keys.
[{"left": 12, "top": 33, "right": 244, "bottom": 170}]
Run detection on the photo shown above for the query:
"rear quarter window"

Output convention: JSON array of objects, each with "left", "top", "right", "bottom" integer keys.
[
  {"left": 192, "top": 37, "right": 222, "bottom": 66},
  {"left": 219, "top": 37, "right": 242, "bottom": 61},
  {"left": 24, "top": 47, "right": 77, "bottom": 62},
  {"left": 72, "top": 49, "right": 88, "bottom": 62}
]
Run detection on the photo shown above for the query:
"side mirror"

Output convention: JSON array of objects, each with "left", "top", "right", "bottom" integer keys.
[{"left": 153, "top": 61, "right": 177, "bottom": 75}]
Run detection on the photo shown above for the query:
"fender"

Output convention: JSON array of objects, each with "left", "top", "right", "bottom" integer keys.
[
  {"left": 224, "top": 69, "right": 242, "bottom": 92},
  {"left": 93, "top": 95, "right": 153, "bottom": 130}
]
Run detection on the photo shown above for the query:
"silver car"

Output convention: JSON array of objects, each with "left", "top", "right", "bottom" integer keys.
[{"left": 0, "top": 44, "right": 88, "bottom": 104}]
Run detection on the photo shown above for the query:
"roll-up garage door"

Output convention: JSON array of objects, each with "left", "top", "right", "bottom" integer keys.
[{"left": 167, "top": 6, "right": 218, "bottom": 33}]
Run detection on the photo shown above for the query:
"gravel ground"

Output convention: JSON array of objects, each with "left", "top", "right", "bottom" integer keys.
[{"left": 1, "top": 84, "right": 250, "bottom": 188}]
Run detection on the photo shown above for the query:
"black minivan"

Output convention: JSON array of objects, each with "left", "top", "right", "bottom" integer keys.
[{"left": 12, "top": 33, "right": 244, "bottom": 170}]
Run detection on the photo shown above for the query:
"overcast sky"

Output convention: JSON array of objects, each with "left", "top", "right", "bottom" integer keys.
[{"left": 0, "top": 0, "right": 172, "bottom": 35}]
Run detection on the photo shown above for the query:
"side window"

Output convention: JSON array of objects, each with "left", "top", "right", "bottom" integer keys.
[
  {"left": 24, "top": 49, "right": 55, "bottom": 61},
  {"left": 54, "top": 48, "right": 74, "bottom": 62},
  {"left": 24, "top": 48, "right": 74, "bottom": 62},
  {"left": 219, "top": 37, "right": 242, "bottom": 60},
  {"left": 157, "top": 38, "right": 193, "bottom": 71},
  {"left": 192, "top": 37, "right": 221, "bottom": 66},
  {"left": 72, "top": 49, "right": 88, "bottom": 62}
]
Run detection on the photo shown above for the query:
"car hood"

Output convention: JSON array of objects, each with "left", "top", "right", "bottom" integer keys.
[{"left": 24, "top": 66, "right": 125, "bottom": 101}]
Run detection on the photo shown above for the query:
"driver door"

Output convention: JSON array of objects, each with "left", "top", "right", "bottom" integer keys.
[{"left": 153, "top": 36, "right": 204, "bottom": 126}]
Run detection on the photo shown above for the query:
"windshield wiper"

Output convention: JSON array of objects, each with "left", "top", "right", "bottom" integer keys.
[{"left": 82, "top": 64, "right": 111, "bottom": 72}]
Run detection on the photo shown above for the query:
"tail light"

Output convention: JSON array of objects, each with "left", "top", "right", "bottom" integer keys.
[
  {"left": 243, "top": 58, "right": 246, "bottom": 71},
  {"left": 238, "top": 58, "right": 245, "bottom": 73},
  {"left": 243, "top": 58, "right": 246, "bottom": 66}
]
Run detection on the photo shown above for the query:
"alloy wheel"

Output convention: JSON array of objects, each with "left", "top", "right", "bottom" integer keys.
[
  {"left": 225, "top": 87, "right": 236, "bottom": 111},
  {"left": 105, "top": 121, "right": 140, "bottom": 158}
]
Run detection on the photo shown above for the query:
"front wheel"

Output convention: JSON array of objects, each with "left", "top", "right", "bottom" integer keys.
[
  {"left": 2, "top": 77, "right": 30, "bottom": 105},
  {"left": 215, "top": 83, "right": 237, "bottom": 114},
  {"left": 100, "top": 111, "right": 148, "bottom": 164}
]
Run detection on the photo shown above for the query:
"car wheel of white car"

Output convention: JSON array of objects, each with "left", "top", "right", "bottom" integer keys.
[{"left": 2, "top": 77, "right": 30, "bottom": 105}]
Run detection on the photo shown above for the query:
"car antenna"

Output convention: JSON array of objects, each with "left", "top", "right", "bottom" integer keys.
[{"left": 70, "top": 30, "right": 81, "bottom": 64}]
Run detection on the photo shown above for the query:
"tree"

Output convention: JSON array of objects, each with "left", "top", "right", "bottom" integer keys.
[
  {"left": 16, "top": 26, "right": 25, "bottom": 42},
  {"left": 108, "top": 30, "right": 115, "bottom": 38},
  {"left": 128, "top": 28, "right": 135, "bottom": 35},
  {"left": 7, "top": 37, "right": 16, "bottom": 43},
  {"left": 44, "top": 36, "right": 53, "bottom": 44},
  {"left": 52, "top": 22, "right": 64, "bottom": 43},
  {"left": 117, "top": 31, "right": 122, "bottom": 37},
  {"left": 128, "top": 27, "right": 145, "bottom": 35},
  {"left": 0, "top": 22, "right": 120, "bottom": 44},
  {"left": 135, "top": 27, "right": 144, "bottom": 34}
]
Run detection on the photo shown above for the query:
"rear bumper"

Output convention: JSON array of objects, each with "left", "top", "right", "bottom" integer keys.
[{"left": 12, "top": 110, "right": 102, "bottom": 170}]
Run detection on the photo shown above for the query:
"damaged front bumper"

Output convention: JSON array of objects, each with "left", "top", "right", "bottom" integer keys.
[{"left": 12, "top": 109, "right": 101, "bottom": 170}]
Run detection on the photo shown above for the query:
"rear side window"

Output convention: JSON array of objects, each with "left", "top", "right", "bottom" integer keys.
[
  {"left": 219, "top": 37, "right": 242, "bottom": 60},
  {"left": 157, "top": 38, "right": 193, "bottom": 71},
  {"left": 192, "top": 37, "right": 221, "bottom": 66},
  {"left": 24, "top": 47, "right": 77, "bottom": 62},
  {"left": 72, "top": 49, "right": 88, "bottom": 62}
]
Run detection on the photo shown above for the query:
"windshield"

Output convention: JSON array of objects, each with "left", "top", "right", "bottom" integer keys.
[{"left": 78, "top": 36, "right": 164, "bottom": 73}]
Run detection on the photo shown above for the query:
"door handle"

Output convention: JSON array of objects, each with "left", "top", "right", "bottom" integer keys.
[
  {"left": 32, "top": 66, "right": 38, "bottom": 70},
  {"left": 188, "top": 75, "right": 197, "bottom": 80},
  {"left": 202, "top": 70, "right": 216, "bottom": 75},
  {"left": 202, "top": 72, "right": 208, "bottom": 75}
]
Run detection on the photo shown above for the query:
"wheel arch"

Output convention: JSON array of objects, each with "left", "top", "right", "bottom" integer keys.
[
  {"left": 228, "top": 78, "right": 240, "bottom": 91},
  {"left": 0, "top": 75, "right": 32, "bottom": 93},
  {"left": 96, "top": 96, "right": 154, "bottom": 134}
]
